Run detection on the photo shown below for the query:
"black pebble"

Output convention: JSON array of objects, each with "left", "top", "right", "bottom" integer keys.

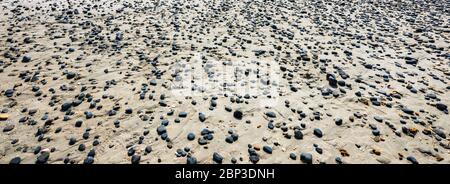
[
  {"left": 313, "top": 128, "right": 323, "bottom": 138},
  {"left": 213, "top": 152, "right": 223, "bottom": 164},
  {"left": 187, "top": 156, "right": 197, "bottom": 164},
  {"left": 131, "top": 155, "right": 141, "bottom": 164},
  {"left": 300, "top": 153, "right": 312, "bottom": 164},
  {"left": 84, "top": 156, "right": 95, "bottom": 164},
  {"left": 36, "top": 152, "right": 50, "bottom": 164},
  {"left": 145, "top": 146, "right": 152, "bottom": 153},
  {"left": 289, "top": 153, "right": 297, "bottom": 160},
  {"left": 187, "top": 133, "right": 195, "bottom": 141},
  {"left": 9, "top": 157, "right": 21, "bottom": 164},
  {"left": 233, "top": 110, "right": 243, "bottom": 120},
  {"left": 263, "top": 146, "right": 273, "bottom": 154}
]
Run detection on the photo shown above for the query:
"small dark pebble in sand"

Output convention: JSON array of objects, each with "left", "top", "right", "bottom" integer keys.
[
  {"left": 233, "top": 110, "right": 243, "bottom": 120},
  {"left": 265, "top": 111, "right": 277, "bottom": 118},
  {"left": 145, "top": 146, "right": 152, "bottom": 153},
  {"left": 289, "top": 153, "right": 297, "bottom": 160},
  {"left": 187, "top": 156, "right": 197, "bottom": 164},
  {"left": 187, "top": 133, "right": 196, "bottom": 141},
  {"left": 84, "top": 156, "right": 95, "bottom": 164},
  {"left": 157, "top": 125, "right": 166, "bottom": 135},
  {"left": 68, "top": 138, "right": 77, "bottom": 145},
  {"left": 3, "top": 124, "right": 14, "bottom": 132},
  {"left": 213, "top": 152, "right": 224, "bottom": 163},
  {"left": 131, "top": 155, "right": 141, "bottom": 164},
  {"left": 249, "top": 154, "right": 260, "bottom": 164},
  {"left": 300, "top": 153, "right": 312, "bottom": 164},
  {"left": 294, "top": 129, "right": 303, "bottom": 139},
  {"left": 313, "top": 128, "right": 323, "bottom": 138},
  {"left": 225, "top": 136, "right": 234, "bottom": 143},
  {"left": 335, "top": 118, "right": 343, "bottom": 125},
  {"left": 36, "top": 152, "right": 50, "bottom": 164},
  {"left": 263, "top": 146, "right": 273, "bottom": 154},
  {"left": 199, "top": 113, "right": 206, "bottom": 122},
  {"left": 179, "top": 112, "right": 187, "bottom": 118},
  {"left": 407, "top": 156, "right": 419, "bottom": 164}
]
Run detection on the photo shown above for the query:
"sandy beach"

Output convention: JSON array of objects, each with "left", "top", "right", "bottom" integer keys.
[{"left": 0, "top": 0, "right": 449, "bottom": 164}]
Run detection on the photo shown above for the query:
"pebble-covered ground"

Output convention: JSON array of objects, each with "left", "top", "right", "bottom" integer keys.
[{"left": 0, "top": 0, "right": 449, "bottom": 164}]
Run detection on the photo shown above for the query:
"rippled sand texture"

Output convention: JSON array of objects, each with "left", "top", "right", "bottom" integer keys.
[{"left": 0, "top": 0, "right": 449, "bottom": 164}]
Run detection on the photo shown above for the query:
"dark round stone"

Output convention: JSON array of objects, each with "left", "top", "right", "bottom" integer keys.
[
  {"left": 436, "top": 103, "right": 448, "bottom": 111},
  {"left": 335, "top": 118, "right": 343, "bottom": 125},
  {"left": 145, "top": 146, "right": 152, "bottom": 153},
  {"left": 289, "top": 153, "right": 297, "bottom": 160},
  {"left": 231, "top": 157, "right": 237, "bottom": 164},
  {"left": 315, "top": 147, "right": 323, "bottom": 154},
  {"left": 187, "top": 133, "right": 195, "bottom": 141},
  {"left": 372, "top": 129, "right": 381, "bottom": 136},
  {"left": 84, "top": 111, "right": 93, "bottom": 119},
  {"left": 263, "top": 146, "right": 273, "bottom": 154},
  {"left": 78, "top": 144, "right": 86, "bottom": 151},
  {"left": 131, "top": 155, "right": 141, "bottom": 164},
  {"left": 187, "top": 156, "right": 197, "bottom": 164},
  {"left": 68, "top": 138, "right": 77, "bottom": 145},
  {"left": 83, "top": 156, "right": 95, "bottom": 164},
  {"left": 233, "top": 110, "right": 243, "bottom": 120},
  {"left": 75, "top": 120, "right": 83, "bottom": 127},
  {"left": 127, "top": 148, "right": 135, "bottom": 156},
  {"left": 179, "top": 112, "right": 188, "bottom": 118},
  {"left": 61, "top": 102, "right": 72, "bottom": 111},
  {"left": 88, "top": 149, "right": 96, "bottom": 157},
  {"left": 4, "top": 89, "right": 14, "bottom": 97},
  {"left": 198, "top": 138, "right": 207, "bottom": 145},
  {"left": 66, "top": 72, "right": 76, "bottom": 79},
  {"left": 300, "top": 153, "right": 313, "bottom": 164},
  {"left": 83, "top": 132, "right": 90, "bottom": 139},
  {"left": 265, "top": 111, "right": 276, "bottom": 118},
  {"left": 313, "top": 128, "right": 323, "bottom": 138},
  {"left": 93, "top": 139, "right": 100, "bottom": 146},
  {"left": 294, "top": 129, "right": 303, "bottom": 139},
  {"left": 156, "top": 125, "right": 166, "bottom": 135},
  {"left": 204, "top": 134, "right": 214, "bottom": 140},
  {"left": 225, "top": 136, "right": 234, "bottom": 143},
  {"left": 213, "top": 152, "right": 223, "bottom": 164},
  {"left": 407, "top": 156, "right": 419, "bottom": 164},
  {"left": 199, "top": 113, "right": 206, "bottom": 122},
  {"left": 22, "top": 56, "right": 31, "bottom": 63}
]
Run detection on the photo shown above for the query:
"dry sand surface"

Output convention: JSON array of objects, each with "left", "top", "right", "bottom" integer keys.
[{"left": 0, "top": 0, "right": 449, "bottom": 164}]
